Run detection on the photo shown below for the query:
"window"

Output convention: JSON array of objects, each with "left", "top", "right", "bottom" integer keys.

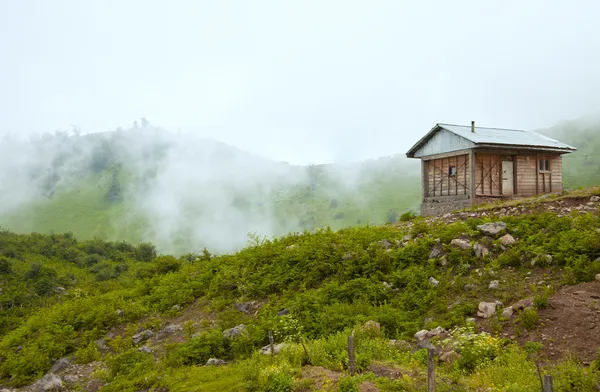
[
  {"left": 539, "top": 159, "right": 550, "bottom": 172},
  {"left": 449, "top": 166, "right": 457, "bottom": 177}
]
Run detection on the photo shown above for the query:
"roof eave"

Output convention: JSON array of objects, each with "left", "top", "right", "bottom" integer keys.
[
  {"left": 405, "top": 124, "right": 443, "bottom": 158},
  {"left": 473, "top": 143, "right": 578, "bottom": 153}
]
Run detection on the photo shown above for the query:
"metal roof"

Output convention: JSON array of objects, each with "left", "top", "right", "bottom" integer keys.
[{"left": 406, "top": 123, "right": 577, "bottom": 158}]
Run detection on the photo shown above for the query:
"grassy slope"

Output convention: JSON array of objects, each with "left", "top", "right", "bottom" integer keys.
[{"left": 2, "top": 188, "right": 600, "bottom": 390}]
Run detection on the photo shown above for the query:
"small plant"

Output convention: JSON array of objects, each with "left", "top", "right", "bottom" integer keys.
[{"left": 519, "top": 308, "right": 540, "bottom": 330}]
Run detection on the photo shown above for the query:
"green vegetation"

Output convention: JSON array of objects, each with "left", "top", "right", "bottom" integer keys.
[{"left": 1, "top": 200, "right": 600, "bottom": 390}]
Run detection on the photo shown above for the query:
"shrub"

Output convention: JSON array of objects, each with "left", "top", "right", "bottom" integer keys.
[
  {"left": 135, "top": 243, "right": 157, "bottom": 262},
  {"left": 519, "top": 308, "right": 540, "bottom": 330},
  {"left": 0, "top": 257, "right": 12, "bottom": 274}
]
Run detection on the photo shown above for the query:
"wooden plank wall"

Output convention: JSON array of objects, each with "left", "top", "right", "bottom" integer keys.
[
  {"left": 425, "top": 154, "right": 469, "bottom": 197},
  {"left": 516, "top": 154, "right": 562, "bottom": 196},
  {"left": 474, "top": 154, "right": 503, "bottom": 196}
]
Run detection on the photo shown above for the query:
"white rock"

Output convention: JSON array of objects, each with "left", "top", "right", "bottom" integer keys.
[
  {"left": 499, "top": 234, "right": 516, "bottom": 246},
  {"left": 428, "top": 277, "right": 440, "bottom": 287},
  {"left": 489, "top": 280, "right": 499, "bottom": 289},
  {"left": 31, "top": 373, "right": 63, "bottom": 392},
  {"left": 502, "top": 307, "right": 514, "bottom": 318},
  {"left": 259, "top": 343, "right": 286, "bottom": 355},
  {"left": 451, "top": 239, "right": 471, "bottom": 250},
  {"left": 596, "top": 274, "right": 600, "bottom": 282},
  {"left": 477, "top": 302, "right": 497, "bottom": 319}
]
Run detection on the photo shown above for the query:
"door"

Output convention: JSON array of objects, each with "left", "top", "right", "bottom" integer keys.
[{"left": 502, "top": 160, "right": 514, "bottom": 195}]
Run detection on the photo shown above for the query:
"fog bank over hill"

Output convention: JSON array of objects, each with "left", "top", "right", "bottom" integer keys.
[{"left": 0, "top": 124, "right": 420, "bottom": 254}]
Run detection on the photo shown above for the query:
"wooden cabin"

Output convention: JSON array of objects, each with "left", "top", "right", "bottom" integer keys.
[{"left": 406, "top": 122, "right": 577, "bottom": 217}]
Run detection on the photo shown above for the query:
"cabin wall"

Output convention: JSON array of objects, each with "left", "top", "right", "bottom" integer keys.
[
  {"left": 515, "top": 154, "right": 562, "bottom": 196},
  {"left": 421, "top": 153, "right": 472, "bottom": 216}
]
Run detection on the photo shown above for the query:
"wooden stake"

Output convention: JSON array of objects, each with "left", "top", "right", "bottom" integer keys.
[
  {"left": 268, "top": 330, "right": 274, "bottom": 356},
  {"left": 427, "top": 348, "right": 435, "bottom": 392},
  {"left": 348, "top": 335, "right": 356, "bottom": 375},
  {"left": 543, "top": 375, "right": 554, "bottom": 392}
]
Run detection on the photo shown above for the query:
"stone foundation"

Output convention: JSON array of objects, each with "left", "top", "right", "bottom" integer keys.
[{"left": 421, "top": 196, "right": 472, "bottom": 217}]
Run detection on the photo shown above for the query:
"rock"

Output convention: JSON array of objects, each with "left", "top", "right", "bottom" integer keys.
[
  {"left": 532, "top": 254, "right": 553, "bottom": 266},
  {"left": 387, "top": 339, "right": 411, "bottom": 351},
  {"left": 488, "top": 280, "right": 499, "bottom": 290},
  {"left": 591, "top": 196, "right": 600, "bottom": 202},
  {"left": 378, "top": 239, "right": 393, "bottom": 249},
  {"left": 415, "top": 330, "right": 430, "bottom": 344},
  {"left": 116, "top": 309, "right": 124, "bottom": 317},
  {"left": 171, "top": 304, "right": 182, "bottom": 311},
  {"left": 439, "top": 255, "right": 448, "bottom": 267},
  {"left": 277, "top": 308, "right": 290, "bottom": 316},
  {"left": 451, "top": 238, "right": 471, "bottom": 250},
  {"left": 474, "top": 244, "right": 489, "bottom": 259},
  {"left": 138, "top": 346, "right": 153, "bottom": 353},
  {"left": 513, "top": 298, "right": 533, "bottom": 310},
  {"left": 31, "top": 373, "right": 63, "bottom": 392},
  {"left": 502, "top": 306, "right": 514, "bottom": 319},
  {"left": 223, "top": 324, "right": 247, "bottom": 339},
  {"left": 477, "top": 302, "right": 497, "bottom": 319},
  {"left": 429, "top": 245, "right": 444, "bottom": 259},
  {"left": 463, "top": 284, "right": 477, "bottom": 291},
  {"left": 51, "top": 357, "right": 71, "bottom": 373},
  {"left": 477, "top": 222, "right": 507, "bottom": 237},
  {"left": 156, "top": 324, "right": 183, "bottom": 339},
  {"left": 362, "top": 320, "right": 381, "bottom": 333},
  {"left": 439, "top": 351, "right": 460, "bottom": 363},
  {"left": 132, "top": 329, "right": 154, "bottom": 345},
  {"left": 382, "top": 281, "right": 393, "bottom": 289},
  {"left": 428, "top": 277, "right": 440, "bottom": 287},
  {"left": 63, "top": 374, "right": 78, "bottom": 383},
  {"left": 499, "top": 234, "right": 516, "bottom": 246},
  {"left": 596, "top": 274, "right": 600, "bottom": 282},
  {"left": 260, "top": 343, "right": 286, "bottom": 355},
  {"left": 206, "top": 358, "right": 226, "bottom": 366},
  {"left": 55, "top": 287, "right": 66, "bottom": 294},
  {"left": 235, "top": 301, "right": 258, "bottom": 315},
  {"left": 96, "top": 338, "right": 110, "bottom": 352}
]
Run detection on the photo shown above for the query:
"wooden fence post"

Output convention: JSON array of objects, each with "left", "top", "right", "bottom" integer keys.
[
  {"left": 268, "top": 330, "right": 274, "bottom": 356},
  {"left": 348, "top": 335, "right": 356, "bottom": 375},
  {"left": 427, "top": 348, "right": 436, "bottom": 392},
  {"left": 543, "top": 375, "right": 554, "bottom": 392}
]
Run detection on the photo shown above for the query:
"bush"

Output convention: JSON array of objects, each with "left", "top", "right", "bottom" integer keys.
[
  {"left": 135, "top": 243, "right": 157, "bottom": 262},
  {"left": 0, "top": 257, "right": 12, "bottom": 274},
  {"left": 519, "top": 308, "right": 540, "bottom": 330}
]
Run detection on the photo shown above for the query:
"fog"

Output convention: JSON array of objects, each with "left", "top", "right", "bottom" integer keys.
[{"left": 1, "top": 1, "right": 600, "bottom": 253}]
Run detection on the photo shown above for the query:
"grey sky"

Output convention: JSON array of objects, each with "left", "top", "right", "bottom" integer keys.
[{"left": 2, "top": 0, "right": 600, "bottom": 164}]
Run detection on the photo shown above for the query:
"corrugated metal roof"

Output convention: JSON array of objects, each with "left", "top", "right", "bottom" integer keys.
[
  {"left": 438, "top": 123, "right": 577, "bottom": 150},
  {"left": 406, "top": 123, "right": 577, "bottom": 158}
]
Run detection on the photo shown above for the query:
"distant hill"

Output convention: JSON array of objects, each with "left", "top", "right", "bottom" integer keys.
[{"left": 0, "top": 125, "right": 420, "bottom": 255}]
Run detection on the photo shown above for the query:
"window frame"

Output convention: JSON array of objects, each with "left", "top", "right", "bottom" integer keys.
[{"left": 448, "top": 165, "right": 457, "bottom": 177}]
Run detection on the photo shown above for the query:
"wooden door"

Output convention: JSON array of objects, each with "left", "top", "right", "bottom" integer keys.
[{"left": 502, "top": 160, "right": 514, "bottom": 195}]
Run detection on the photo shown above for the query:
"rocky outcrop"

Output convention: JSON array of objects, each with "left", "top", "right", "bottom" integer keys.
[
  {"left": 155, "top": 324, "right": 183, "bottom": 340},
  {"left": 31, "top": 373, "right": 63, "bottom": 392},
  {"left": 223, "top": 324, "right": 247, "bottom": 339},
  {"left": 51, "top": 357, "right": 71, "bottom": 373},
  {"left": 132, "top": 329, "right": 154, "bottom": 345},
  {"left": 206, "top": 358, "right": 226, "bottom": 366}
]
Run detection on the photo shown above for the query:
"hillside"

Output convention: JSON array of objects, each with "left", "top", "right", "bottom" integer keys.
[
  {"left": 1, "top": 188, "right": 600, "bottom": 391},
  {"left": 0, "top": 126, "right": 420, "bottom": 255}
]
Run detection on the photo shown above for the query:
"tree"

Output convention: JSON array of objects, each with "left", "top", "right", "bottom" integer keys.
[{"left": 105, "top": 169, "right": 122, "bottom": 203}]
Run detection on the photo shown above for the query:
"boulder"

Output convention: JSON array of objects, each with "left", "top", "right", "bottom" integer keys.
[
  {"left": 429, "top": 245, "right": 444, "bottom": 259},
  {"left": 591, "top": 196, "right": 600, "bottom": 202},
  {"left": 488, "top": 280, "right": 499, "bottom": 290},
  {"left": 31, "top": 373, "right": 63, "bottom": 392},
  {"left": 235, "top": 301, "right": 259, "bottom": 315},
  {"left": 260, "top": 343, "right": 286, "bottom": 355},
  {"left": 428, "top": 277, "right": 440, "bottom": 287},
  {"left": 596, "top": 274, "right": 600, "bottom": 282},
  {"left": 50, "top": 357, "right": 71, "bottom": 373},
  {"left": 96, "top": 338, "right": 110, "bottom": 352},
  {"left": 451, "top": 239, "right": 471, "bottom": 250},
  {"left": 477, "top": 222, "right": 507, "bottom": 237},
  {"left": 502, "top": 306, "right": 514, "bottom": 319},
  {"left": 362, "top": 320, "right": 381, "bottom": 333},
  {"left": 499, "top": 234, "right": 516, "bottom": 246},
  {"left": 277, "top": 308, "right": 290, "bottom": 316},
  {"left": 138, "top": 346, "right": 153, "bottom": 353},
  {"left": 223, "top": 324, "right": 247, "bottom": 339},
  {"left": 477, "top": 302, "right": 497, "bottom": 319},
  {"left": 474, "top": 244, "right": 489, "bottom": 259},
  {"left": 206, "top": 358, "right": 226, "bottom": 366},
  {"left": 378, "top": 239, "right": 393, "bottom": 249},
  {"left": 132, "top": 329, "right": 154, "bottom": 345},
  {"left": 156, "top": 324, "right": 183, "bottom": 339}
]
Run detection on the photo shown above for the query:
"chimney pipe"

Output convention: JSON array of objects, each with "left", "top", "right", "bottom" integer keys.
[{"left": 471, "top": 121, "right": 475, "bottom": 133}]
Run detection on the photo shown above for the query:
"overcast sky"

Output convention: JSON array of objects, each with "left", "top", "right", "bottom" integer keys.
[{"left": 1, "top": 1, "right": 600, "bottom": 164}]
